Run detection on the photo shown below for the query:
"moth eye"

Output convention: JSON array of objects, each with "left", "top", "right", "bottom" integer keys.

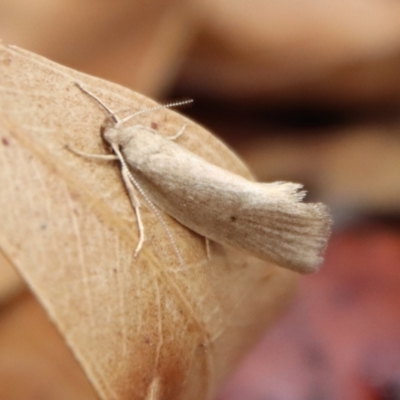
[{"left": 230, "top": 216, "right": 237, "bottom": 222}]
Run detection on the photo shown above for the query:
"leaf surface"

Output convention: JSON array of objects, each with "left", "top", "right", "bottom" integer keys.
[{"left": 0, "top": 44, "right": 297, "bottom": 400}]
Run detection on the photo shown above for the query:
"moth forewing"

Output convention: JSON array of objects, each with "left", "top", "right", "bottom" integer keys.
[{"left": 114, "top": 126, "right": 331, "bottom": 274}]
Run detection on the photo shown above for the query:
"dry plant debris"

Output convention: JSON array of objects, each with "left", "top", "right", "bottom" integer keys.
[{"left": 0, "top": 44, "right": 300, "bottom": 400}]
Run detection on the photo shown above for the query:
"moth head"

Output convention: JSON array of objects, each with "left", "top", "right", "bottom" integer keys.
[
  {"left": 100, "top": 115, "right": 116, "bottom": 133},
  {"left": 100, "top": 117, "right": 127, "bottom": 147}
]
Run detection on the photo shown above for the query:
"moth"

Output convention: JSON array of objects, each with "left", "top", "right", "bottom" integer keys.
[{"left": 70, "top": 83, "right": 332, "bottom": 274}]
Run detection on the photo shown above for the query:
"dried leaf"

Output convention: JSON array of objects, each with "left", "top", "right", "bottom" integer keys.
[
  {"left": 0, "top": 43, "right": 297, "bottom": 399},
  {"left": 0, "top": 248, "right": 24, "bottom": 304},
  {"left": 0, "top": 292, "right": 98, "bottom": 400}
]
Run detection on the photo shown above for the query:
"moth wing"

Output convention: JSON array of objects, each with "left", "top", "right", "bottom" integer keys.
[
  {"left": 123, "top": 135, "right": 331, "bottom": 273},
  {"left": 186, "top": 180, "right": 331, "bottom": 274},
  {"left": 216, "top": 186, "right": 331, "bottom": 273},
  {"left": 159, "top": 170, "right": 331, "bottom": 273}
]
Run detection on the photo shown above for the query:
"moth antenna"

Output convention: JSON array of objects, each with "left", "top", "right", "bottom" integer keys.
[
  {"left": 76, "top": 82, "right": 192, "bottom": 127},
  {"left": 118, "top": 99, "right": 193, "bottom": 126},
  {"left": 75, "top": 82, "right": 119, "bottom": 123}
]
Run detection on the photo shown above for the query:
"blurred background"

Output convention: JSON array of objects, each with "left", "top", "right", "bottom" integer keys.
[{"left": 1, "top": 0, "right": 400, "bottom": 399}]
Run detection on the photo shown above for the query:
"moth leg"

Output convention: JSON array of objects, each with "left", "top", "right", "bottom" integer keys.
[
  {"left": 165, "top": 124, "right": 187, "bottom": 141},
  {"left": 205, "top": 237, "right": 212, "bottom": 260},
  {"left": 120, "top": 164, "right": 145, "bottom": 257},
  {"left": 66, "top": 145, "right": 118, "bottom": 161}
]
